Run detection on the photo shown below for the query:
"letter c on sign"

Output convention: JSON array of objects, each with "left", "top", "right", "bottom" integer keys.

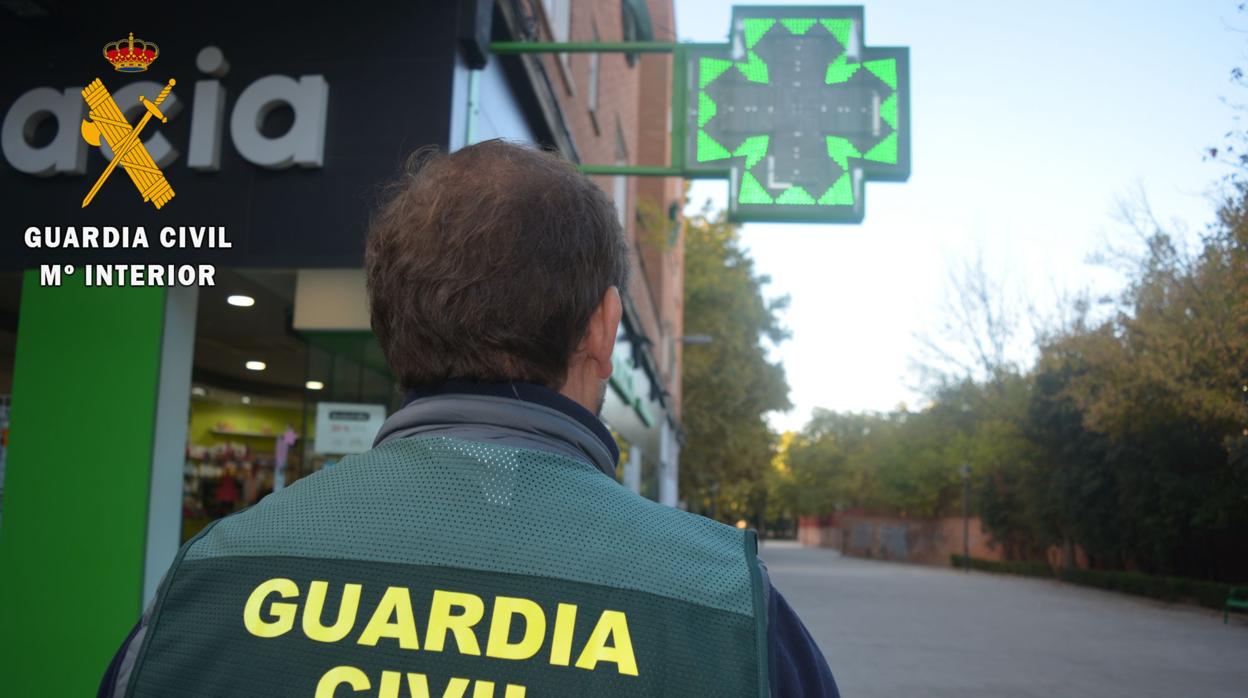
[
  {"left": 243, "top": 577, "right": 300, "bottom": 638},
  {"left": 315, "top": 666, "right": 370, "bottom": 698}
]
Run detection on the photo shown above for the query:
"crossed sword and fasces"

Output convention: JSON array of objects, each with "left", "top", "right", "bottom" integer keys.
[{"left": 79, "top": 78, "right": 176, "bottom": 209}]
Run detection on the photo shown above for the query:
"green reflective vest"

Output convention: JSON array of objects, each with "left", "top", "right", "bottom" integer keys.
[{"left": 125, "top": 436, "right": 768, "bottom": 697}]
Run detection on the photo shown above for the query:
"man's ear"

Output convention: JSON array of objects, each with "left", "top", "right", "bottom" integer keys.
[{"left": 588, "top": 286, "right": 623, "bottom": 380}]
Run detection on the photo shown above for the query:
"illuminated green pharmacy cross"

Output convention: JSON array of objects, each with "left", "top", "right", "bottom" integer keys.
[{"left": 696, "top": 17, "right": 901, "bottom": 212}]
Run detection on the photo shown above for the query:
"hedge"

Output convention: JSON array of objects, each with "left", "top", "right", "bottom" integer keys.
[
  {"left": 950, "top": 555, "right": 1238, "bottom": 611},
  {"left": 950, "top": 555, "right": 1052, "bottom": 579}
]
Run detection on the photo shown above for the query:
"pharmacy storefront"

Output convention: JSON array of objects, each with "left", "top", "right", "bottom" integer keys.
[{"left": 0, "top": 3, "right": 560, "bottom": 694}]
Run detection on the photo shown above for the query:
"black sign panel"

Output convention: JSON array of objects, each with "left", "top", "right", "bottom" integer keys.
[{"left": 0, "top": 1, "right": 458, "bottom": 269}]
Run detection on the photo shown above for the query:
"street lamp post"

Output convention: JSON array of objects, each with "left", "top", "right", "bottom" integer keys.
[
  {"left": 708, "top": 481, "right": 720, "bottom": 521},
  {"left": 960, "top": 463, "right": 971, "bottom": 572}
]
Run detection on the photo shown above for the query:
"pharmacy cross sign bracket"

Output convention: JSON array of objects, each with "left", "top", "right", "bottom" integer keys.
[
  {"left": 685, "top": 7, "right": 910, "bottom": 223},
  {"left": 487, "top": 5, "right": 910, "bottom": 224}
]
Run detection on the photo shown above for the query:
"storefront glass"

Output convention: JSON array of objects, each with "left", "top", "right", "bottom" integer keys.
[
  {"left": 0, "top": 272, "right": 18, "bottom": 526},
  {"left": 181, "top": 270, "right": 399, "bottom": 541}
]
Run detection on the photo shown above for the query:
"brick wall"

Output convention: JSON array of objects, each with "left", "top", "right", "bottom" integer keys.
[
  {"left": 799, "top": 514, "right": 1008, "bottom": 567},
  {"left": 533, "top": 0, "right": 685, "bottom": 420}
]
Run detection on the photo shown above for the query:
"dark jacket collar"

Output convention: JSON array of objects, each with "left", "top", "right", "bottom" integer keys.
[{"left": 371, "top": 379, "right": 619, "bottom": 477}]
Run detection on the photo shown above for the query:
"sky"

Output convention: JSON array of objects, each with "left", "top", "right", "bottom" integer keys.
[{"left": 672, "top": 0, "right": 1245, "bottom": 432}]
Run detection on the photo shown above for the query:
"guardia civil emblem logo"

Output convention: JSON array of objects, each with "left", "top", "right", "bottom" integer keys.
[{"left": 78, "top": 32, "right": 176, "bottom": 209}]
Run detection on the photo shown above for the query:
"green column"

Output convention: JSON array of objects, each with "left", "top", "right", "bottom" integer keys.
[{"left": 0, "top": 271, "right": 166, "bottom": 695}]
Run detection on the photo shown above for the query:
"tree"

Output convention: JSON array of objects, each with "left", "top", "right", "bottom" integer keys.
[
  {"left": 779, "top": 410, "right": 874, "bottom": 517},
  {"left": 681, "top": 207, "right": 791, "bottom": 522},
  {"left": 775, "top": 400, "right": 979, "bottom": 521},
  {"left": 913, "top": 249, "right": 1029, "bottom": 391},
  {"left": 1041, "top": 198, "right": 1248, "bottom": 577}
]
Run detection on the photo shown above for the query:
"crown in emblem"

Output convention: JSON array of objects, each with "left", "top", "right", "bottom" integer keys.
[{"left": 103, "top": 32, "right": 159, "bottom": 72}]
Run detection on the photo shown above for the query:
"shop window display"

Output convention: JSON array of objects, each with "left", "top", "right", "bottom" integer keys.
[
  {"left": 183, "top": 271, "right": 399, "bottom": 541},
  {"left": 182, "top": 391, "right": 304, "bottom": 541}
]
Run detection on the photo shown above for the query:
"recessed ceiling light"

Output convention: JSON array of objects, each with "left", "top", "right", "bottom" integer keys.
[
  {"left": 241, "top": 396, "right": 252, "bottom": 405},
  {"left": 245, "top": 360, "right": 266, "bottom": 371},
  {"left": 190, "top": 386, "right": 206, "bottom": 397},
  {"left": 305, "top": 380, "right": 325, "bottom": 390},
  {"left": 227, "top": 294, "right": 255, "bottom": 307}
]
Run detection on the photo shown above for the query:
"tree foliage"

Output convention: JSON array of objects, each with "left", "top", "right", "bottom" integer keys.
[
  {"left": 775, "top": 378, "right": 1026, "bottom": 523},
  {"left": 1021, "top": 193, "right": 1248, "bottom": 579},
  {"left": 681, "top": 207, "right": 790, "bottom": 522},
  {"left": 768, "top": 187, "right": 1248, "bottom": 581}
]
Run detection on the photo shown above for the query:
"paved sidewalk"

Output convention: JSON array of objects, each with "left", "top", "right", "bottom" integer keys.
[{"left": 760, "top": 541, "right": 1248, "bottom": 698}]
